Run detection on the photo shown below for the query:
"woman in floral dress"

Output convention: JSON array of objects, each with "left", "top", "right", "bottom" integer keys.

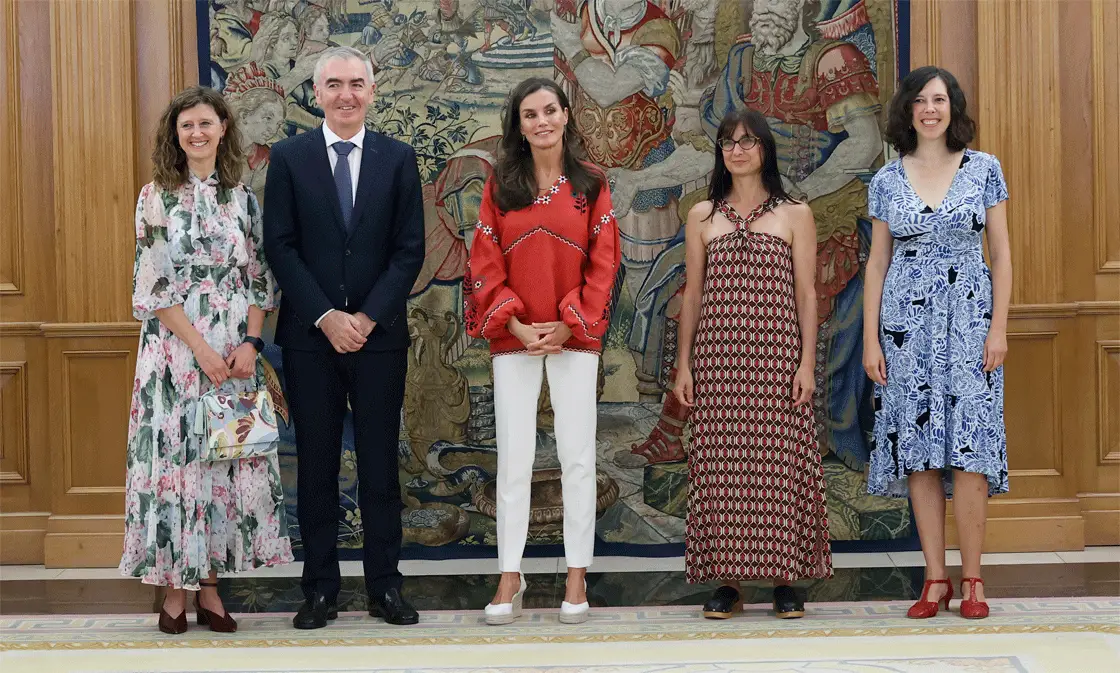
[
  {"left": 120, "top": 87, "right": 293, "bottom": 634},
  {"left": 864, "top": 67, "right": 1011, "bottom": 620}
]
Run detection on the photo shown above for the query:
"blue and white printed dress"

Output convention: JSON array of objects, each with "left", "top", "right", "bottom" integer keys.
[{"left": 866, "top": 149, "right": 1009, "bottom": 498}]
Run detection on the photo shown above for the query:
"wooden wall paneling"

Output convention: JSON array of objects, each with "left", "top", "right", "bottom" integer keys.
[
  {"left": 910, "top": 0, "right": 977, "bottom": 100},
  {"left": 977, "top": 0, "right": 1063, "bottom": 307},
  {"left": 1097, "top": 340, "right": 1120, "bottom": 466},
  {"left": 1083, "top": 306, "right": 1120, "bottom": 545},
  {"left": 1004, "top": 329, "right": 1063, "bottom": 480},
  {"left": 43, "top": 326, "right": 138, "bottom": 567},
  {"left": 0, "top": 361, "right": 30, "bottom": 485},
  {"left": 2, "top": 1, "right": 57, "bottom": 563},
  {"left": 49, "top": 0, "right": 138, "bottom": 324},
  {"left": 0, "top": 512, "right": 50, "bottom": 564},
  {"left": 2, "top": 0, "right": 57, "bottom": 324},
  {"left": 1092, "top": 0, "right": 1120, "bottom": 276},
  {"left": 1059, "top": 0, "right": 1097, "bottom": 310},
  {"left": 947, "top": 313, "right": 1084, "bottom": 552},
  {"left": 939, "top": 0, "right": 1095, "bottom": 553},
  {"left": 1, "top": 0, "right": 197, "bottom": 567},
  {"left": 1, "top": 0, "right": 23, "bottom": 298},
  {"left": 0, "top": 324, "right": 50, "bottom": 563},
  {"left": 1080, "top": 0, "right": 1120, "bottom": 544},
  {"left": 44, "top": 328, "right": 139, "bottom": 514},
  {"left": 946, "top": 498, "right": 1084, "bottom": 553}
]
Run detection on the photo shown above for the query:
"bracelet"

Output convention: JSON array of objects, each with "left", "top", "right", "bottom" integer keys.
[{"left": 242, "top": 335, "right": 265, "bottom": 353}]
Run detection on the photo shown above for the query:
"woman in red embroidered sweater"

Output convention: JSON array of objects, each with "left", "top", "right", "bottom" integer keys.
[{"left": 463, "top": 77, "right": 620, "bottom": 625}]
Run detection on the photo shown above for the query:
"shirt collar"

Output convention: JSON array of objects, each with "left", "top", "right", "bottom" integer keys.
[{"left": 323, "top": 123, "right": 366, "bottom": 151}]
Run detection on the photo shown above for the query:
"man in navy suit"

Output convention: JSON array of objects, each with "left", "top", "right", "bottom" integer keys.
[{"left": 264, "top": 46, "right": 425, "bottom": 630}]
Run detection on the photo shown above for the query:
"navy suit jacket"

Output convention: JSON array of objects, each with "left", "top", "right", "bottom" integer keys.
[{"left": 263, "top": 126, "right": 425, "bottom": 352}]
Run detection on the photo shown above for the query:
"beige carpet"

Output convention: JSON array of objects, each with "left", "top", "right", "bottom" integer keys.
[{"left": 1, "top": 598, "right": 1117, "bottom": 672}]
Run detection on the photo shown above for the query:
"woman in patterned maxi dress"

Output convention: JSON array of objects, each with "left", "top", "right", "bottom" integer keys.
[
  {"left": 120, "top": 88, "right": 293, "bottom": 634},
  {"left": 864, "top": 67, "right": 1011, "bottom": 620},
  {"left": 674, "top": 110, "right": 832, "bottom": 621}
]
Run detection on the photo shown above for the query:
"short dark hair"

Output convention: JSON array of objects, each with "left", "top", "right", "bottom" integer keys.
[
  {"left": 885, "top": 66, "right": 975, "bottom": 155},
  {"left": 492, "top": 77, "right": 602, "bottom": 213}
]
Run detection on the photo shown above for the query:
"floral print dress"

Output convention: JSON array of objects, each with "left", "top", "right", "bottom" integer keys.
[
  {"left": 866, "top": 149, "right": 1010, "bottom": 499},
  {"left": 119, "top": 174, "right": 293, "bottom": 589}
]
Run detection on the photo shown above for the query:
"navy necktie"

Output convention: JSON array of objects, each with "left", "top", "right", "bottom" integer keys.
[{"left": 333, "top": 141, "right": 355, "bottom": 231}]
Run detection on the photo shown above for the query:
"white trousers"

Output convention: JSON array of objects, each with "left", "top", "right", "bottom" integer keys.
[{"left": 492, "top": 351, "right": 599, "bottom": 572}]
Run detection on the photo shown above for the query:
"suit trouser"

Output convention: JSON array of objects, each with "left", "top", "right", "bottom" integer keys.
[
  {"left": 282, "top": 347, "right": 407, "bottom": 602},
  {"left": 492, "top": 350, "right": 599, "bottom": 572}
]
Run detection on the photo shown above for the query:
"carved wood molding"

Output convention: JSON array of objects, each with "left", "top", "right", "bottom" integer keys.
[
  {"left": 1092, "top": 0, "right": 1120, "bottom": 273},
  {"left": 1, "top": 0, "right": 23, "bottom": 296},
  {"left": 1098, "top": 341, "right": 1120, "bottom": 465},
  {"left": 39, "top": 322, "right": 141, "bottom": 338},
  {"left": 0, "top": 361, "right": 30, "bottom": 484}
]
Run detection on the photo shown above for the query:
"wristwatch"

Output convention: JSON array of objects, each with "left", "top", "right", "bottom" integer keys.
[{"left": 242, "top": 335, "right": 265, "bottom": 353}]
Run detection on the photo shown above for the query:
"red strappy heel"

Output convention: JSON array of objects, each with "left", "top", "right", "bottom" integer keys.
[
  {"left": 907, "top": 578, "right": 952, "bottom": 619},
  {"left": 959, "top": 577, "right": 989, "bottom": 619}
]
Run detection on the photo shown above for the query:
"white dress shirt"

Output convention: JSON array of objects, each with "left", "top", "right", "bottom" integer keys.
[{"left": 315, "top": 124, "right": 366, "bottom": 328}]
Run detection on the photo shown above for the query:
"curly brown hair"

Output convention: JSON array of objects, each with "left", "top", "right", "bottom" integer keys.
[{"left": 151, "top": 86, "right": 244, "bottom": 191}]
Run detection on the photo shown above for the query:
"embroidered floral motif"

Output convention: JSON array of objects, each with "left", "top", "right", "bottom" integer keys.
[
  {"left": 593, "top": 209, "right": 616, "bottom": 237},
  {"left": 475, "top": 220, "right": 498, "bottom": 244},
  {"left": 533, "top": 175, "right": 569, "bottom": 206}
]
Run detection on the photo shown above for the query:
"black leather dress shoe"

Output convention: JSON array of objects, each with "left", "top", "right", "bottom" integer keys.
[
  {"left": 773, "top": 585, "right": 805, "bottom": 619},
  {"left": 368, "top": 587, "right": 419, "bottom": 625},
  {"left": 293, "top": 593, "right": 338, "bottom": 629},
  {"left": 701, "top": 585, "right": 742, "bottom": 619}
]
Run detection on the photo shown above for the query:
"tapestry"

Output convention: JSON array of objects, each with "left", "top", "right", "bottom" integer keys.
[{"left": 200, "top": 0, "right": 914, "bottom": 558}]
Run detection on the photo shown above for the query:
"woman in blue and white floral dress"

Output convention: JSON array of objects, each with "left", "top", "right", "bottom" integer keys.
[{"left": 863, "top": 67, "right": 1011, "bottom": 620}]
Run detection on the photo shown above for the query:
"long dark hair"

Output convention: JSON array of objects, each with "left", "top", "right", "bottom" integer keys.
[
  {"left": 705, "top": 109, "right": 792, "bottom": 218},
  {"left": 492, "top": 77, "right": 602, "bottom": 212},
  {"left": 885, "top": 66, "right": 975, "bottom": 155},
  {"left": 152, "top": 86, "right": 244, "bottom": 191}
]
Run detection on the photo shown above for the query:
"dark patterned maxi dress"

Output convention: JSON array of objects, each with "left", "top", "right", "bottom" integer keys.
[{"left": 685, "top": 198, "right": 833, "bottom": 584}]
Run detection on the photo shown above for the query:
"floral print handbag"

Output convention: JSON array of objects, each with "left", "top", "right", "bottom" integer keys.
[{"left": 190, "top": 371, "right": 280, "bottom": 462}]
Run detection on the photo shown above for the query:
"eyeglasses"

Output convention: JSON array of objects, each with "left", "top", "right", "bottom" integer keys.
[{"left": 718, "top": 136, "right": 759, "bottom": 152}]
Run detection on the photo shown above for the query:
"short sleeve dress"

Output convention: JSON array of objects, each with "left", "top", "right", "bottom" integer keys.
[{"left": 866, "top": 149, "right": 1010, "bottom": 498}]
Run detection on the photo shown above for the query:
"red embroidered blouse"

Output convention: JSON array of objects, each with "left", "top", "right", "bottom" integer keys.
[{"left": 463, "top": 174, "right": 621, "bottom": 355}]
